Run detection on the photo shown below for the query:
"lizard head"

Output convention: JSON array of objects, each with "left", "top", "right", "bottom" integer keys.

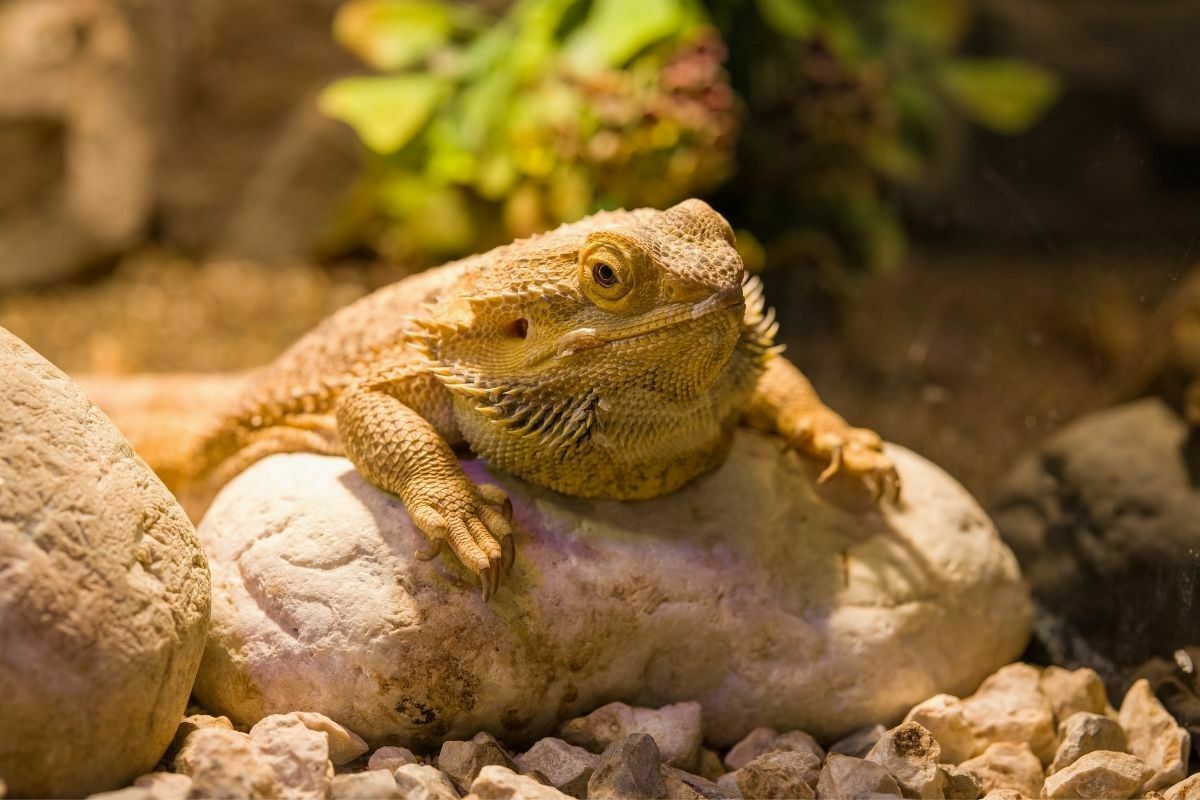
[
  {"left": 415, "top": 199, "right": 770, "bottom": 445},
  {"left": 426, "top": 198, "right": 749, "bottom": 370}
]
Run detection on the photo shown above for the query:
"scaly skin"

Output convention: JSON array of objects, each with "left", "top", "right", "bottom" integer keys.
[{"left": 187, "top": 199, "right": 899, "bottom": 599}]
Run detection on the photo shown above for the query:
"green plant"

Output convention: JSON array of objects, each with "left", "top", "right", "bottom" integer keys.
[
  {"left": 711, "top": 0, "right": 1060, "bottom": 279},
  {"left": 319, "top": 0, "right": 738, "bottom": 264}
]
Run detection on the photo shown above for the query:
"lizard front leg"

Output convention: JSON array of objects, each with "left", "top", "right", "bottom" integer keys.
[
  {"left": 743, "top": 355, "right": 901, "bottom": 501},
  {"left": 337, "top": 372, "right": 514, "bottom": 600}
]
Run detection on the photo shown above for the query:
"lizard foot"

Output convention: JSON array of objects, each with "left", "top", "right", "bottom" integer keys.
[
  {"left": 792, "top": 417, "right": 902, "bottom": 503},
  {"left": 407, "top": 481, "right": 515, "bottom": 601}
]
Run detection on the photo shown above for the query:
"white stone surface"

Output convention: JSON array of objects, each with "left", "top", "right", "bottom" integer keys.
[{"left": 193, "top": 432, "right": 1030, "bottom": 747}]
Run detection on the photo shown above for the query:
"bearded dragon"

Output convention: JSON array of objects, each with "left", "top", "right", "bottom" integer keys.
[{"left": 188, "top": 199, "right": 899, "bottom": 599}]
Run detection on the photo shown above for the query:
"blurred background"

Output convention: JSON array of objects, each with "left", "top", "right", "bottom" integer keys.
[
  {"left": 4, "top": 0, "right": 1198, "bottom": 497},
  {"left": 3, "top": 0, "right": 1200, "bottom": 727}
]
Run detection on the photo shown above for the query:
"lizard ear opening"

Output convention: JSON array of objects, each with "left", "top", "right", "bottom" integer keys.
[{"left": 505, "top": 318, "right": 529, "bottom": 339}]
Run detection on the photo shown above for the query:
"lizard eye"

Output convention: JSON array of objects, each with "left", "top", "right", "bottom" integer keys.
[
  {"left": 579, "top": 237, "right": 637, "bottom": 308},
  {"left": 593, "top": 262, "right": 618, "bottom": 288}
]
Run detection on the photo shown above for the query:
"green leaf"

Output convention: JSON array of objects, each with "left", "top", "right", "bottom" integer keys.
[
  {"left": 318, "top": 75, "right": 445, "bottom": 153},
  {"left": 884, "top": 0, "right": 969, "bottom": 50},
  {"left": 754, "top": 0, "right": 818, "bottom": 39},
  {"left": 939, "top": 58, "right": 1060, "bottom": 134},
  {"left": 333, "top": 0, "right": 453, "bottom": 71},
  {"left": 563, "top": 0, "right": 688, "bottom": 71}
]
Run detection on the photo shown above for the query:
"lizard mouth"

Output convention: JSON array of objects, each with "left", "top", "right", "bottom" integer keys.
[{"left": 556, "top": 287, "right": 744, "bottom": 359}]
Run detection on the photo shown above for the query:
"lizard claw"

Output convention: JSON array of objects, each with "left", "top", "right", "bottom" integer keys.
[
  {"left": 413, "top": 537, "right": 442, "bottom": 561},
  {"left": 794, "top": 417, "right": 902, "bottom": 504},
  {"left": 407, "top": 482, "right": 515, "bottom": 602}
]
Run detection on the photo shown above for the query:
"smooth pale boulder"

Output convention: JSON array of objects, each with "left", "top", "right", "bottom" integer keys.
[
  {"left": 193, "top": 432, "right": 1030, "bottom": 747},
  {"left": 0, "top": 328, "right": 210, "bottom": 798}
]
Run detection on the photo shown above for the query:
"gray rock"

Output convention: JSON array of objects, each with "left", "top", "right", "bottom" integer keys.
[
  {"left": 723, "top": 727, "right": 779, "bottom": 771},
  {"left": 393, "top": 764, "right": 460, "bottom": 800},
  {"left": 0, "top": 328, "right": 211, "bottom": 798},
  {"left": 438, "top": 736, "right": 517, "bottom": 794},
  {"left": 992, "top": 400, "right": 1200, "bottom": 679},
  {"left": 1041, "top": 750, "right": 1153, "bottom": 799},
  {"left": 716, "top": 772, "right": 744, "bottom": 799},
  {"left": 515, "top": 737, "right": 597, "bottom": 798},
  {"left": 816, "top": 754, "right": 903, "bottom": 799},
  {"left": 587, "top": 734, "right": 667, "bottom": 800},
  {"left": 829, "top": 726, "right": 887, "bottom": 759},
  {"left": 331, "top": 770, "right": 402, "bottom": 800},
  {"left": 1049, "top": 712, "right": 1127, "bottom": 775},
  {"left": 736, "top": 751, "right": 818, "bottom": 799},
  {"left": 173, "top": 727, "right": 281, "bottom": 799},
  {"left": 369, "top": 745, "right": 419, "bottom": 772},
  {"left": 193, "top": 434, "right": 1031, "bottom": 747},
  {"left": 560, "top": 701, "right": 703, "bottom": 770},
  {"left": 468, "top": 765, "right": 570, "bottom": 799},
  {"left": 958, "top": 742, "right": 1043, "bottom": 800},
  {"left": 1119, "top": 678, "right": 1191, "bottom": 791},
  {"left": 939, "top": 765, "right": 982, "bottom": 800},
  {"left": 660, "top": 766, "right": 726, "bottom": 799},
  {"left": 866, "top": 722, "right": 945, "bottom": 800}
]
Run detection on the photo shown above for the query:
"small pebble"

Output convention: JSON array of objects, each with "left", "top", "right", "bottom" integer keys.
[
  {"left": 1119, "top": 678, "right": 1192, "bottom": 791},
  {"left": 1040, "top": 750, "right": 1153, "bottom": 799},
  {"left": 723, "top": 727, "right": 778, "bottom": 771},
  {"left": 1039, "top": 666, "right": 1108, "bottom": 724},
  {"left": 865, "top": 722, "right": 945, "bottom": 799},
  {"left": 368, "top": 745, "right": 419, "bottom": 772},
  {"left": 828, "top": 725, "right": 886, "bottom": 758},
  {"left": 815, "top": 754, "right": 902, "bottom": 799},
  {"left": 393, "top": 763, "right": 460, "bottom": 800},
  {"left": 735, "top": 751, "right": 818, "bottom": 799},
  {"left": 660, "top": 765, "right": 725, "bottom": 799},
  {"left": 940, "top": 764, "right": 983, "bottom": 799},
  {"left": 961, "top": 663, "right": 1058, "bottom": 766},
  {"left": 560, "top": 701, "right": 703, "bottom": 770},
  {"left": 905, "top": 694, "right": 980, "bottom": 764},
  {"left": 1049, "top": 712, "right": 1127, "bottom": 774},
  {"left": 1165, "top": 773, "right": 1200, "bottom": 800},
  {"left": 587, "top": 734, "right": 668, "bottom": 800},
  {"left": 468, "top": 764, "right": 571, "bottom": 799},
  {"left": 959, "top": 741, "right": 1044, "bottom": 799},
  {"left": 515, "top": 737, "right": 598, "bottom": 798},
  {"left": 330, "top": 770, "right": 402, "bottom": 800},
  {"left": 289, "top": 712, "right": 369, "bottom": 766},
  {"left": 438, "top": 735, "right": 517, "bottom": 793}
]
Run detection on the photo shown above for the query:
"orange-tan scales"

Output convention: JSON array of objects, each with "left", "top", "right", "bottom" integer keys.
[{"left": 187, "top": 199, "right": 899, "bottom": 598}]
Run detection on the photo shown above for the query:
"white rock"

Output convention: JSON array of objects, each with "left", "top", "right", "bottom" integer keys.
[
  {"left": 468, "top": 765, "right": 571, "bottom": 800},
  {"left": 249, "top": 714, "right": 334, "bottom": 800},
  {"left": 904, "top": 694, "right": 980, "bottom": 764},
  {"left": 960, "top": 742, "right": 1044, "bottom": 799},
  {"left": 560, "top": 701, "right": 703, "bottom": 770},
  {"left": 1040, "top": 750, "right": 1153, "bottom": 799},
  {"left": 393, "top": 764, "right": 460, "bottom": 800},
  {"left": 192, "top": 434, "right": 1030, "bottom": 746},
  {"left": 289, "top": 711, "right": 368, "bottom": 766},
  {"left": 0, "top": 328, "right": 211, "bottom": 798},
  {"left": 1118, "top": 679, "right": 1191, "bottom": 791},
  {"left": 368, "top": 745, "right": 419, "bottom": 772},
  {"left": 865, "top": 722, "right": 945, "bottom": 799},
  {"left": 173, "top": 727, "right": 282, "bottom": 799},
  {"left": 961, "top": 663, "right": 1058, "bottom": 765}
]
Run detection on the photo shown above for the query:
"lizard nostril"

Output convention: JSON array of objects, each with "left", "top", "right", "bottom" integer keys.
[{"left": 507, "top": 318, "right": 529, "bottom": 339}]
